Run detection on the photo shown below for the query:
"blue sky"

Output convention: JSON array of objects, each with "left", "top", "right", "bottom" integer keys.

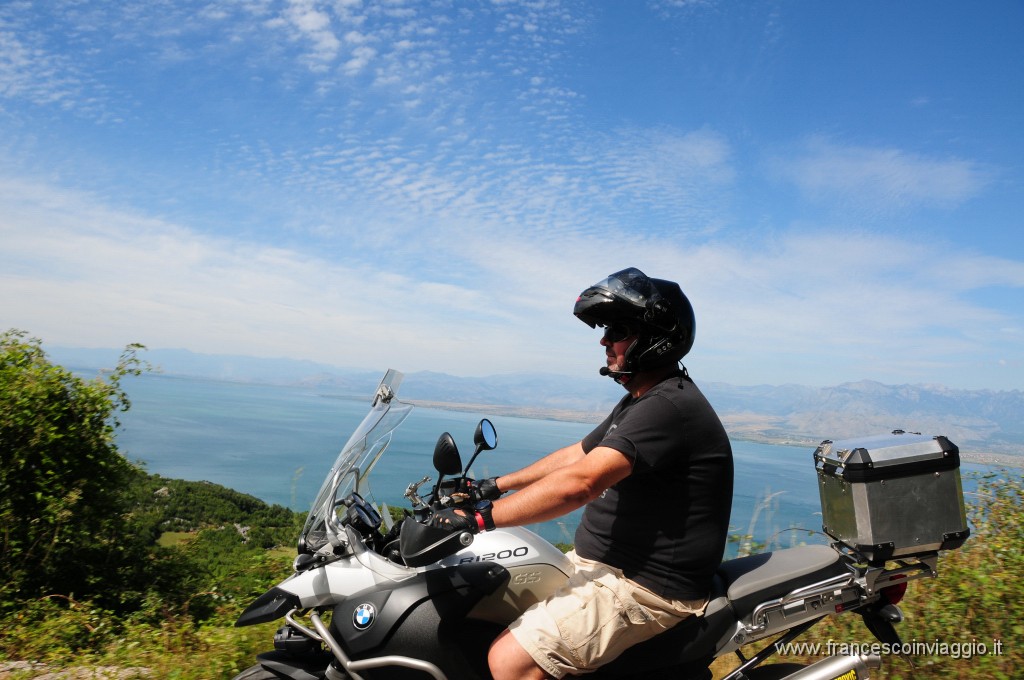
[{"left": 1, "top": 1, "right": 1022, "bottom": 390}]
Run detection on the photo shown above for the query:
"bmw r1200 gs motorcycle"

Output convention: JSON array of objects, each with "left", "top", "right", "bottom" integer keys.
[{"left": 232, "top": 370, "right": 969, "bottom": 680}]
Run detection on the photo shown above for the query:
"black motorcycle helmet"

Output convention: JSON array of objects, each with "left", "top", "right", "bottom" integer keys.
[{"left": 574, "top": 267, "right": 696, "bottom": 381}]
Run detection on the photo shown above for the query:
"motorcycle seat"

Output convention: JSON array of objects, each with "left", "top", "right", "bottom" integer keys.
[
  {"left": 599, "top": 574, "right": 731, "bottom": 676},
  {"left": 716, "top": 545, "right": 849, "bottom": 617}
]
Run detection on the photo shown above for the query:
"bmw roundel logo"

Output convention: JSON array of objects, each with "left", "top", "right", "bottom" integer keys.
[{"left": 353, "top": 603, "right": 376, "bottom": 630}]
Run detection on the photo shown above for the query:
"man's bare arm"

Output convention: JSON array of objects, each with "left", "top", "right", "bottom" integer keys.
[
  {"left": 495, "top": 441, "right": 586, "bottom": 492},
  {"left": 492, "top": 446, "right": 632, "bottom": 527}
]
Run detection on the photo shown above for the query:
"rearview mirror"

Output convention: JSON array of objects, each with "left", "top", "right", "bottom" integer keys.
[
  {"left": 465, "top": 419, "right": 498, "bottom": 477},
  {"left": 474, "top": 419, "right": 498, "bottom": 451},
  {"left": 432, "top": 432, "right": 463, "bottom": 476}
]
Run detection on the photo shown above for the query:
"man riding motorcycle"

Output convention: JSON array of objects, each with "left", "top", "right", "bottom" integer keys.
[{"left": 431, "top": 267, "right": 735, "bottom": 679}]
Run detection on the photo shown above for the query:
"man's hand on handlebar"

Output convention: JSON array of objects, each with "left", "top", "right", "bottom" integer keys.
[
  {"left": 472, "top": 477, "right": 503, "bottom": 501},
  {"left": 430, "top": 507, "right": 479, "bottom": 534}
]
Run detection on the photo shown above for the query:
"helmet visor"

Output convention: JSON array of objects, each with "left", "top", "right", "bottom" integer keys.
[{"left": 591, "top": 267, "right": 658, "bottom": 308}]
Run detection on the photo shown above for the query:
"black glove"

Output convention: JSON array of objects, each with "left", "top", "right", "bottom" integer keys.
[
  {"left": 475, "top": 477, "right": 503, "bottom": 501},
  {"left": 430, "top": 507, "right": 478, "bottom": 534}
]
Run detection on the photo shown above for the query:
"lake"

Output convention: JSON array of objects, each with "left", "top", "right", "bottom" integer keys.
[{"left": 112, "top": 373, "right": 986, "bottom": 557}]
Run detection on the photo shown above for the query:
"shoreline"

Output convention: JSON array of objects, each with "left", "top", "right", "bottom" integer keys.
[{"left": 406, "top": 399, "right": 1023, "bottom": 469}]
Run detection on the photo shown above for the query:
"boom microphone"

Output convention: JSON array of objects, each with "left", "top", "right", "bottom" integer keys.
[{"left": 599, "top": 367, "right": 610, "bottom": 376}]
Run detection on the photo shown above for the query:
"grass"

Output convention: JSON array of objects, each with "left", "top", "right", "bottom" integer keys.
[{"left": 157, "top": 532, "right": 196, "bottom": 548}]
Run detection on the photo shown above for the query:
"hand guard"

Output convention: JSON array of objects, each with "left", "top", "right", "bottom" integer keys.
[
  {"left": 474, "top": 477, "right": 503, "bottom": 501},
  {"left": 429, "top": 507, "right": 479, "bottom": 534}
]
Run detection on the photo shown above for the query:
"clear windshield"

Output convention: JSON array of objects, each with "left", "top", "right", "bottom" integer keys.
[{"left": 300, "top": 369, "right": 413, "bottom": 554}]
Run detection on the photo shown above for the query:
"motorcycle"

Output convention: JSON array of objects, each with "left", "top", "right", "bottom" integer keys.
[{"left": 231, "top": 369, "right": 967, "bottom": 680}]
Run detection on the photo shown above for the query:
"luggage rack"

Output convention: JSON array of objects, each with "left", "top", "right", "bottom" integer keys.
[
  {"left": 742, "top": 569, "right": 856, "bottom": 638},
  {"left": 837, "top": 544, "right": 940, "bottom": 595},
  {"left": 737, "top": 548, "right": 940, "bottom": 642}
]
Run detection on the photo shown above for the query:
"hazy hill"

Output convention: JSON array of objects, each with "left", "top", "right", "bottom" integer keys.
[
  {"left": 700, "top": 380, "right": 1024, "bottom": 461},
  {"left": 53, "top": 346, "right": 1023, "bottom": 462}
]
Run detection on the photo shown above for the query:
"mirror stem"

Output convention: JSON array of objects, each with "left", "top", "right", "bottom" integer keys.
[{"left": 464, "top": 446, "right": 484, "bottom": 479}]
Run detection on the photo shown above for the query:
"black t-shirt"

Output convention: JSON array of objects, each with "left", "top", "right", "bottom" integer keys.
[{"left": 575, "top": 372, "right": 733, "bottom": 600}]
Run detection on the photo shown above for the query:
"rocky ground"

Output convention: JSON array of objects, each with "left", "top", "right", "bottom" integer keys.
[{"left": 0, "top": 663, "right": 149, "bottom": 679}]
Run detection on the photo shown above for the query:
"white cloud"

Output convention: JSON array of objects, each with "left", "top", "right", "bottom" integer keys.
[
  {"left": 685, "top": 229, "right": 1024, "bottom": 386},
  {"left": 1, "top": 175, "right": 1021, "bottom": 390},
  {"left": 774, "top": 137, "right": 990, "bottom": 210},
  {"left": 283, "top": 0, "right": 342, "bottom": 64},
  {"left": 0, "top": 22, "right": 81, "bottom": 107},
  {"left": 938, "top": 255, "right": 1024, "bottom": 289},
  {"left": 0, "top": 176, "right": 579, "bottom": 376},
  {"left": 591, "top": 127, "right": 734, "bottom": 200},
  {"left": 344, "top": 30, "right": 371, "bottom": 45},
  {"left": 343, "top": 45, "right": 377, "bottom": 75}
]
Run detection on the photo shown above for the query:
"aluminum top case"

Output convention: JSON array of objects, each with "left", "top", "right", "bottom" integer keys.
[{"left": 814, "top": 431, "right": 970, "bottom": 564}]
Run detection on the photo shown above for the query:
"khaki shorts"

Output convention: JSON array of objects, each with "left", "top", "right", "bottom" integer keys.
[{"left": 507, "top": 551, "right": 707, "bottom": 678}]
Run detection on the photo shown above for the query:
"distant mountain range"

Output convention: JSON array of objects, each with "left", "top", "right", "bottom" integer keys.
[
  {"left": 53, "top": 346, "right": 1023, "bottom": 464},
  {"left": 699, "top": 381, "right": 1024, "bottom": 461}
]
